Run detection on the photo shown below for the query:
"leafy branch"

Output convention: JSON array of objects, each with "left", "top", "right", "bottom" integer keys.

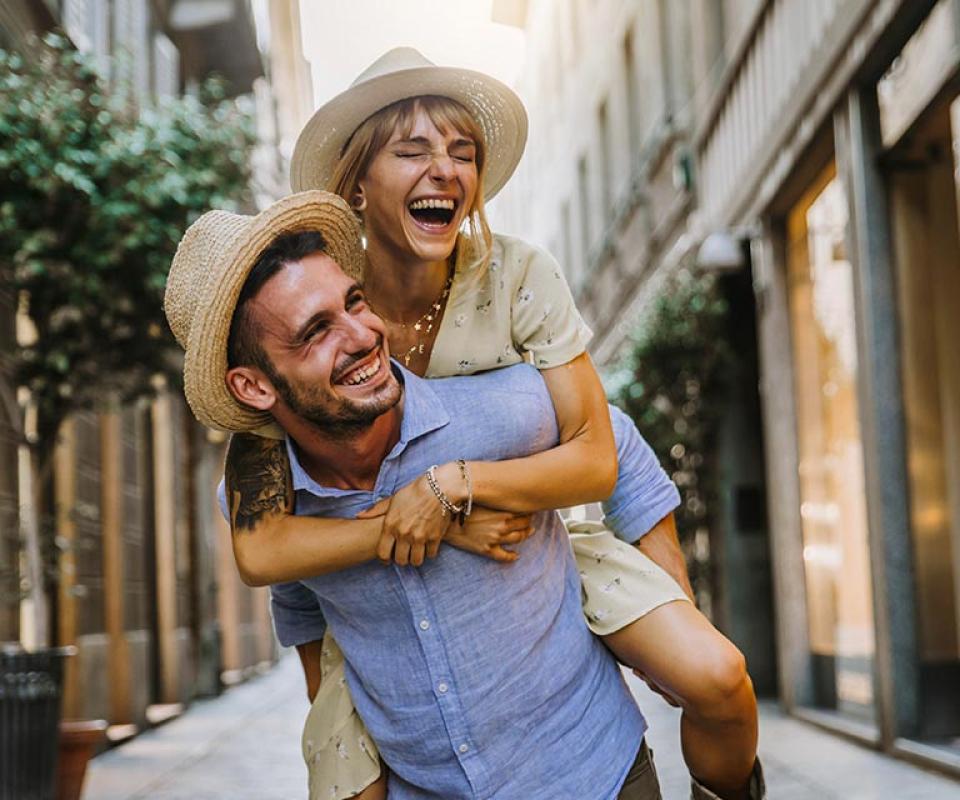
[
  {"left": 0, "top": 33, "right": 255, "bottom": 446},
  {"left": 606, "top": 269, "right": 733, "bottom": 600}
]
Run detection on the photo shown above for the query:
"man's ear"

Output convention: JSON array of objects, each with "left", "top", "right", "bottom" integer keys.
[{"left": 225, "top": 366, "right": 277, "bottom": 412}]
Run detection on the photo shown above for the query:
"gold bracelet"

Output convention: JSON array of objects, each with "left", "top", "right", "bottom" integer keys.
[{"left": 456, "top": 459, "right": 473, "bottom": 519}]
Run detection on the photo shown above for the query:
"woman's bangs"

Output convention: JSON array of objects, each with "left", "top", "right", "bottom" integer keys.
[{"left": 415, "top": 97, "right": 486, "bottom": 166}]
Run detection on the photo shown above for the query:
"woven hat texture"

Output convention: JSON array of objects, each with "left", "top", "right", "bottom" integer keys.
[
  {"left": 290, "top": 47, "right": 528, "bottom": 200},
  {"left": 164, "top": 190, "right": 365, "bottom": 432}
]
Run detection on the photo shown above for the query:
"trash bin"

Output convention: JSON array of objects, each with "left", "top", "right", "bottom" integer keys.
[{"left": 0, "top": 646, "right": 76, "bottom": 800}]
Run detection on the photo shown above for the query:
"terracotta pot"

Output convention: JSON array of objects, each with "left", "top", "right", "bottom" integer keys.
[{"left": 56, "top": 719, "right": 107, "bottom": 800}]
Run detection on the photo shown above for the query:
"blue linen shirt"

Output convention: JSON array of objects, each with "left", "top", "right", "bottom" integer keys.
[
  {"left": 230, "top": 364, "right": 679, "bottom": 799},
  {"left": 264, "top": 394, "right": 680, "bottom": 650},
  {"left": 603, "top": 404, "right": 681, "bottom": 542}
]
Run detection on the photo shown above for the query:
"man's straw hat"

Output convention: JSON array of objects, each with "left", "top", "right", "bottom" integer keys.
[
  {"left": 164, "top": 191, "right": 365, "bottom": 432},
  {"left": 290, "top": 47, "right": 528, "bottom": 200}
]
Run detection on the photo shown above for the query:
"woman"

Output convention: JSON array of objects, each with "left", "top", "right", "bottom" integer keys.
[{"left": 228, "top": 49, "right": 762, "bottom": 800}]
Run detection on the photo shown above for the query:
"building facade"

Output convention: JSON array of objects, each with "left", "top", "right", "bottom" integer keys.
[
  {"left": 0, "top": 0, "right": 311, "bottom": 743},
  {"left": 494, "top": 0, "right": 960, "bottom": 778}
]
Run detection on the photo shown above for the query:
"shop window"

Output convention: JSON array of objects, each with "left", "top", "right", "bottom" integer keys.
[
  {"left": 888, "top": 94, "right": 960, "bottom": 743},
  {"left": 786, "top": 163, "right": 876, "bottom": 722}
]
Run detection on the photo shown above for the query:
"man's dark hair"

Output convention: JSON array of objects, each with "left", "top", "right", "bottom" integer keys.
[{"left": 227, "top": 230, "right": 329, "bottom": 371}]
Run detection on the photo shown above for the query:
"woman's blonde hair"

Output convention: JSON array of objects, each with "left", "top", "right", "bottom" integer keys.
[{"left": 329, "top": 95, "right": 494, "bottom": 274}]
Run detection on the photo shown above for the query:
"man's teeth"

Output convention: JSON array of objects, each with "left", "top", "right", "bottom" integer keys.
[
  {"left": 343, "top": 358, "right": 379, "bottom": 386},
  {"left": 408, "top": 198, "right": 455, "bottom": 211}
]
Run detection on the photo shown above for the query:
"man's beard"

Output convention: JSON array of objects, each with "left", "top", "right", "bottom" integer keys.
[{"left": 266, "top": 355, "right": 401, "bottom": 438}]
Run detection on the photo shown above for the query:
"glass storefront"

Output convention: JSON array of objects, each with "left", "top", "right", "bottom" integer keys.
[
  {"left": 886, "top": 89, "right": 960, "bottom": 745},
  {"left": 786, "top": 164, "right": 877, "bottom": 723}
]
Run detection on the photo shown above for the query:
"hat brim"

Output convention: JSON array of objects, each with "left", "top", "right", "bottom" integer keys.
[
  {"left": 182, "top": 191, "right": 365, "bottom": 432},
  {"left": 290, "top": 65, "right": 527, "bottom": 201}
]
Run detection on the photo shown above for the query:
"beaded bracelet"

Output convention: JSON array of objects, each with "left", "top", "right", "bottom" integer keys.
[
  {"left": 425, "top": 465, "right": 463, "bottom": 518},
  {"left": 425, "top": 463, "right": 474, "bottom": 525}
]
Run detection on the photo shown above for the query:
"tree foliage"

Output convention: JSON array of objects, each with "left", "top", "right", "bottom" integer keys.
[
  {"left": 0, "top": 33, "right": 255, "bottom": 444},
  {"left": 606, "top": 269, "right": 733, "bottom": 597}
]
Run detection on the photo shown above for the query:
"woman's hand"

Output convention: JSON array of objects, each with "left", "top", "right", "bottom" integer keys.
[
  {"left": 446, "top": 506, "right": 534, "bottom": 563},
  {"left": 359, "top": 470, "right": 459, "bottom": 567}
]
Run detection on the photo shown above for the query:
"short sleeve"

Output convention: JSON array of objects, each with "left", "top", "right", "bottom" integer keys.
[
  {"left": 508, "top": 239, "right": 593, "bottom": 369},
  {"left": 602, "top": 405, "right": 681, "bottom": 543},
  {"left": 270, "top": 581, "right": 328, "bottom": 647}
]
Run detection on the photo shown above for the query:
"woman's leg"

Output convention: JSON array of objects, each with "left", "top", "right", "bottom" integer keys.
[
  {"left": 303, "top": 633, "right": 384, "bottom": 800},
  {"left": 347, "top": 772, "right": 387, "bottom": 800},
  {"left": 603, "top": 600, "right": 758, "bottom": 800}
]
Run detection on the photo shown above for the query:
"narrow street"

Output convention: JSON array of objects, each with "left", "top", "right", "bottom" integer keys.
[{"left": 85, "top": 652, "right": 960, "bottom": 800}]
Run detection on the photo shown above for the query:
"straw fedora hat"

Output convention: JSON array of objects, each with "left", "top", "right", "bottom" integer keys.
[
  {"left": 290, "top": 47, "right": 528, "bottom": 200},
  {"left": 164, "top": 190, "right": 365, "bottom": 432}
]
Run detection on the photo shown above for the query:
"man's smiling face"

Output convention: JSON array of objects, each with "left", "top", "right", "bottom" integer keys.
[{"left": 244, "top": 252, "right": 401, "bottom": 434}]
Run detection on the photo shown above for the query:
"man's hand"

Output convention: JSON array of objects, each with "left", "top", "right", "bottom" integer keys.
[
  {"left": 445, "top": 506, "right": 534, "bottom": 562},
  {"left": 632, "top": 667, "right": 682, "bottom": 707},
  {"left": 635, "top": 512, "right": 695, "bottom": 601}
]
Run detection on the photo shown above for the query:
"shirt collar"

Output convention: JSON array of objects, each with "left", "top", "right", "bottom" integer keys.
[{"left": 285, "top": 360, "right": 450, "bottom": 497}]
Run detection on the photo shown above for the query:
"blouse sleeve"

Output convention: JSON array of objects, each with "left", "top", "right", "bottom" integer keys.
[{"left": 508, "top": 239, "right": 593, "bottom": 369}]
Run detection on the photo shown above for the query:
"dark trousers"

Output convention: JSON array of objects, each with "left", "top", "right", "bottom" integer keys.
[{"left": 617, "top": 740, "right": 662, "bottom": 800}]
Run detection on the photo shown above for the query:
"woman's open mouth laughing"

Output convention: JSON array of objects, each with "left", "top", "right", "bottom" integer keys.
[{"left": 407, "top": 197, "right": 458, "bottom": 232}]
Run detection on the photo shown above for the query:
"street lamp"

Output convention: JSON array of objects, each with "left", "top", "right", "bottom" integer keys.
[{"left": 696, "top": 230, "right": 747, "bottom": 272}]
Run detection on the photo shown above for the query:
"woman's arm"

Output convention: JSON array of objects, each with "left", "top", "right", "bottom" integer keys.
[
  {"left": 226, "top": 433, "right": 384, "bottom": 585},
  {"left": 226, "top": 434, "right": 531, "bottom": 584},
  {"left": 431, "top": 352, "right": 617, "bottom": 513}
]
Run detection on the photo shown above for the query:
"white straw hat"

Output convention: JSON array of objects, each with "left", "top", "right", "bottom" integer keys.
[
  {"left": 164, "top": 191, "right": 365, "bottom": 432},
  {"left": 290, "top": 47, "right": 528, "bottom": 200}
]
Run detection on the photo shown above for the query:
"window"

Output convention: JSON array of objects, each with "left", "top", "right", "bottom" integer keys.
[
  {"left": 786, "top": 163, "right": 876, "bottom": 722},
  {"left": 886, "top": 91, "right": 960, "bottom": 744}
]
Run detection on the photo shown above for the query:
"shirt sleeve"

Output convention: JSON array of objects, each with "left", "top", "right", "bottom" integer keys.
[
  {"left": 602, "top": 405, "right": 681, "bottom": 543},
  {"left": 508, "top": 239, "right": 594, "bottom": 369},
  {"left": 270, "top": 581, "right": 328, "bottom": 647}
]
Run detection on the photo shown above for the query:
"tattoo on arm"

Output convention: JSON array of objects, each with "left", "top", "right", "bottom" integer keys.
[{"left": 225, "top": 433, "right": 293, "bottom": 533}]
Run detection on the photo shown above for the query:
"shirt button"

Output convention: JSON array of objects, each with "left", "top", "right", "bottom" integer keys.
[
  {"left": 419, "top": 620, "right": 430, "bottom": 631},
  {"left": 437, "top": 682, "right": 448, "bottom": 694},
  {"left": 458, "top": 743, "right": 469, "bottom": 754}
]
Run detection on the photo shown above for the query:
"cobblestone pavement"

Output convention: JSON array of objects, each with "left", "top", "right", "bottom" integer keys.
[{"left": 86, "top": 652, "right": 960, "bottom": 799}]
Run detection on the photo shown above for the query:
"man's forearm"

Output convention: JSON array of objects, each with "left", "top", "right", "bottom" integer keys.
[{"left": 635, "top": 512, "right": 695, "bottom": 601}]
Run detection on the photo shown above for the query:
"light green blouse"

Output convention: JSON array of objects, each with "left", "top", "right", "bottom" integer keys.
[{"left": 425, "top": 232, "right": 593, "bottom": 377}]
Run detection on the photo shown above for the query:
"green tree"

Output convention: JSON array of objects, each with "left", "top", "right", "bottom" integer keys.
[
  {"left": 606, "top": 269, "right": 732, "bottom": 602},
  {"left": 0, "top": 33, "right": 256, "bottom": 643}
]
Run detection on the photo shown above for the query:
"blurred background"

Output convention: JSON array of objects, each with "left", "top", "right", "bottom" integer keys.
[{"left": 1, "top": 0, "right": 960, "bottom": 797}]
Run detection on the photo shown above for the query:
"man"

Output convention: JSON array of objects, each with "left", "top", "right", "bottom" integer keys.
[{"left": 164, "top": 191, "right": 677, "bottom": 799}]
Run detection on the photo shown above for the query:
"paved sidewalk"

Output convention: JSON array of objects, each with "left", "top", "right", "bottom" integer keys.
[
  {"left": 629, "top": 672, "right": 959, "bottom": 800},
  {"left": 86, "top": 652, "right": 960, "bottom": 799},
  {"left": 85, "top": 655, "right": 308, "bottom": 800}
]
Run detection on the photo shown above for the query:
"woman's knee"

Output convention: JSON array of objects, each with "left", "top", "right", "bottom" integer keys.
[{"left": 685, "top": 639, "right": 753, "bottom": 720}]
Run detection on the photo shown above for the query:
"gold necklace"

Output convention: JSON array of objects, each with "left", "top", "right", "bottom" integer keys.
[{"left": 374, "top": 274, "right": 454, "bottom": 366}]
